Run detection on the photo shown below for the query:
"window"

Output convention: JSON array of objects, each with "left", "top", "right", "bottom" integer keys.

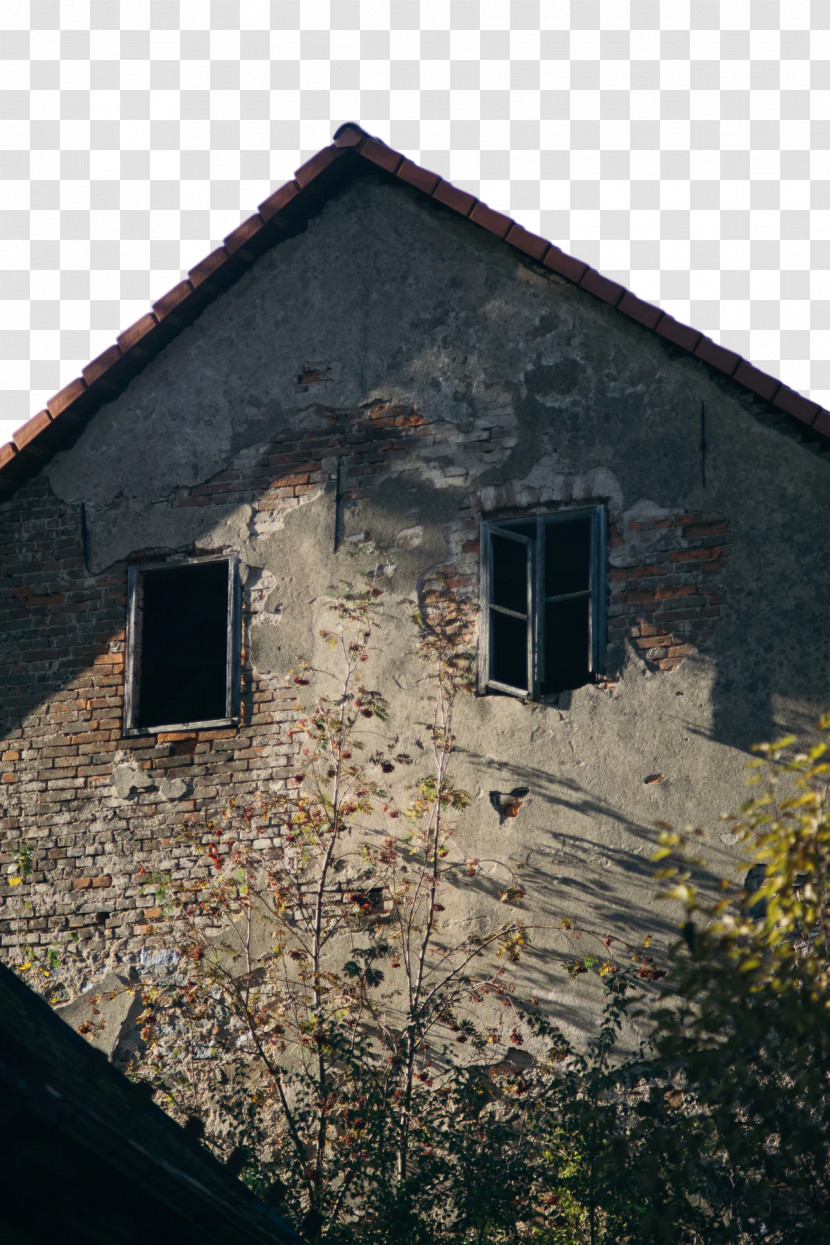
[
  {"left": 479, "top": 507, "right": 606, "bottom": 698},
  {"left": 124, "top": 557, "right": 241, "bottom": 733}
]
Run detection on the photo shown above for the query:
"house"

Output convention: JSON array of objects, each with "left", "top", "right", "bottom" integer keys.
[
  {"left": 1, "top": 123, "right": 829, "bottom": 1041},
  {"left": 0, "top": 958, "right": 304, "bottom": 1243}
]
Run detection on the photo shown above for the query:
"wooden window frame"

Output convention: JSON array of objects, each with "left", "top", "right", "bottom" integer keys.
[
  {"left": 123, "top": 555, "right": 241, "bottom": 736},
  {"left": 478, "top": 506, "right": 607, "bottom": 700}
]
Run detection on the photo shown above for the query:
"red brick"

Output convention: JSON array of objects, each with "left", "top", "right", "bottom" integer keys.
[
  {"left": 73, "top": 877, "right": 92, "bottom": 890},
  {"left": 670, "top": 547, "right": 724, "bottom": 563},
  {"left": 684, "top": 522, "right": 728, "bottom": 538},
  {"left": 655, "top": 585, "right": 698, "bottom": 600},
  {"left": 92, "top": 875, "right": 113, "bottom": 888},
  {"left": 637, "top": 623, "right": 669, "bottom": 638},
  {"left": 621, "top": 590, "right": 657, "bottom": 604},
  {"left": 635, "top": 635, "right": 669, "bottom": 649}
]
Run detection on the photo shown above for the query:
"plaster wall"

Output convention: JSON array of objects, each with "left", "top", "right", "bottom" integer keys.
[{"left": 2, "top": 176, "right": 829, "bottom": 1039}]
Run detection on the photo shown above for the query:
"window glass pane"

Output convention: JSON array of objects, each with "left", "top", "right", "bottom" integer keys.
[
  {"left": 490, "top": 611, "right": 528, "bottom": 691},
  {"left": 491, "top": 533, "right": 528, "bottom": 613},
  {"left": 544, "top": 516, "right": 591, "bottom": 597},
  {"left": 543, "top": 596, "right": 590, "bottom": 693},
  {"left": 138, "top": 561, "right": 229, "bottom": 727}
]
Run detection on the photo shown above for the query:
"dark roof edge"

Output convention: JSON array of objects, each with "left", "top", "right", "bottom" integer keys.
[{"left": 2, "top": 121, "right": 828, "bottom": 498}]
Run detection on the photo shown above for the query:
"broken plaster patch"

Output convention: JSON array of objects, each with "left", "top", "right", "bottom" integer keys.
[
  {"left": 158, "top": 776, "right": 190, "bottom": 801},
  {"left": 112, "top": 764, "right": 154, "bottom": 800}
]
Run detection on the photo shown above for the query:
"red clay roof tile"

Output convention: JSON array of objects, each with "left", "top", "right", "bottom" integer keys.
[
  {"left": 396, "top": 159, "right": 441, "bottom": 195},
  {"left": 543, "top": 246, "right": 588, "bottom": 283},
  {"left": 188, "top": 247, "right": 231, "bottom": 289},
  {"left": 773, "top": 385, "right": 819, "bottom": 426},
  {"left": 733, "top": 361, "right": 781, "bottom": 402},
  {"left": 333, "top": 123, "right": 366, "bottom": 148},
  {"left": 83, "top": 344, "right": 124, "bottom": 388},
  {"left": 258, "top": 180, "right": 299, "bottom": 222},
  {"left": 223, "top": 214, "right": 265, "bottom": 256},
  {"left": 618, "top": 292, "right": 663, "bottom": 330},
  {"left": 656, "top": 316, "right": 701, "bottom": 352},
  {"left": 432, "top": 180, "right": 476, "bottom": 216},
  {"left": 505, "top": 224, "right": 549, "bottom": 261},
  {"left": 693, "top": 337, "right": 741, "bottom": 376},
  {"left": 294, "top": 145, "right": 341, "bottom": 189},
  {"left": 46, "top": 378, "right": 87, "bottom": 418},
  {"left": 360, "top": 137, "right": 403, "bottom": 174},
  {"left": 813, "top": 408, "right": 830, "bottom": 437},
  {"left": 152, "top": 280, "right": 195, "bottom": 322},
  {"left": 579, "top": 269, "right": 626, "bottom": 306},
  {"left": 13, "top": 409, "right": 52, "bottom": 452},
  {"left": 1, "top": 122, "right": 827, "bottom": 496},
  {"left": 117, "top": 313, "right": 159, "bottom": 355},
  {"left": 470, "top": 202, "right": 513, "bottom": 239}
]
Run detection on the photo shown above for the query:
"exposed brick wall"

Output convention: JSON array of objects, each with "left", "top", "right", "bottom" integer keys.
[
  {"left": 0, "top": 401, "right": 468, "bottom": 969},
  {"left": 608, "top": 511, "right": 728, "bottom": 672}
]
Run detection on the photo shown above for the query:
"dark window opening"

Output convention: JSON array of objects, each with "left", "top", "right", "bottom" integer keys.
[
  {"left": 480, "top": 508, "right": 606, "bottom": 699},
  {"left": 125, "top": 558, "right": 240, "bottom": 732}
]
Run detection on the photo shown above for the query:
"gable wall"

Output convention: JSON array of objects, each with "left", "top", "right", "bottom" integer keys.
[{"left": 1, "top": 176, "right": 829, "bottom": 1023}]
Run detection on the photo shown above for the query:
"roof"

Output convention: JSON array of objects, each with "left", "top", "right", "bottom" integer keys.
[
  {"left": 0, "top": 959, "right": 305, "bottom": 1244},
  {"left": 1, "top": 121, "right": 828, "bottom": 500}
]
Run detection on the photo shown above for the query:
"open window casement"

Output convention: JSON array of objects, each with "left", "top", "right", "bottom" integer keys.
[
  {"left": 479, "top": 507, "right": 607, "bottom": 699},
  {"left": 124, "top": 556, "right": 241, "bottom": 734}
]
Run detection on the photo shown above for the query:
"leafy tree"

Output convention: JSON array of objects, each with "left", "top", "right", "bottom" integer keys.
[{"left": 637, "top": 719, "right": 830, "bottom": 1243}]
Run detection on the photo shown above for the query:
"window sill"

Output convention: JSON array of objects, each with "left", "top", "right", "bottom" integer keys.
[{"left": 122, "top": 717, "right": 238, "bottom": 738}]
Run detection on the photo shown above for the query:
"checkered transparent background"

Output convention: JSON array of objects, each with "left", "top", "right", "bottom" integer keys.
[{"left": 2, "top": 0, "right": 829, "bottom": 446}]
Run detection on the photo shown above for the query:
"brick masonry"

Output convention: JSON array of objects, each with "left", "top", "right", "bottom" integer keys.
[{"left": 0, "top": 400, "right": 728, "bottom": 972}]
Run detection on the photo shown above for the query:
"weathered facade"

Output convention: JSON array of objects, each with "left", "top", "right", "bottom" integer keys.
[{"left": 2, "top": 125, "right": 830, "bottom": 1036}]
